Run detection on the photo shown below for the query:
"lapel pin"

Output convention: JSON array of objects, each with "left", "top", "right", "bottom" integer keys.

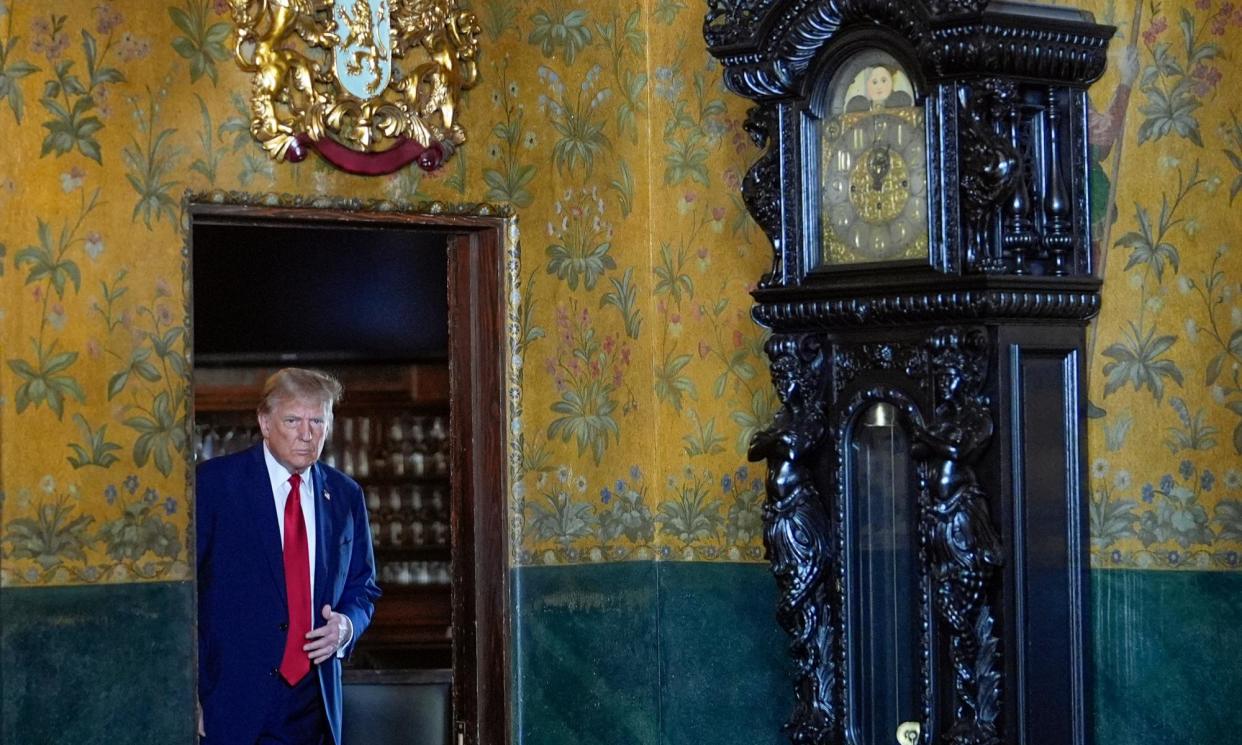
[{"left": 324, "top": 490, "right": 331, "bottom": 501}]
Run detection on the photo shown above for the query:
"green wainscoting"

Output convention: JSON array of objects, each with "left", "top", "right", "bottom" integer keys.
[
  {"left": 512, "top": 561, "right": 789, "bottom": 745},
  {"left": 513, "top": 564, "right": 1241, "bottom": 745},
  {"left": 1, "top": 567, "right": 1234, "bottom": 744},
  {"left": 0, "top": 581, "right": 195, "bottom": 745},
  {"left": 655, "top": 562, "right": 791, "bottom": 745},
  {"left": 1092, "top": 569, "right": 1242, "bottom": 745},
  {"left": 512, "top": 561, "right": 661, "bottom": 745}
]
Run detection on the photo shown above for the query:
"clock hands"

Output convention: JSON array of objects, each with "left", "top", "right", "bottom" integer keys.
[{"left": 867, "top": 144, "right": 892, "bottom": 192}]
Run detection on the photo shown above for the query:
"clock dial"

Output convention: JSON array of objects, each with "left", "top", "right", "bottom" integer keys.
[{"left": 821, "top": 109, "right": 928, "bottom": 265}]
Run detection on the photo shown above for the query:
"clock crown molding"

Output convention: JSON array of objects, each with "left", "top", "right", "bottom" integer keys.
[
  {"left": 705, "top": 0, "right": 1113, "bottom": 99},
  {"left": 751, "top": 278, "right": 1103, "bottom": 329}
]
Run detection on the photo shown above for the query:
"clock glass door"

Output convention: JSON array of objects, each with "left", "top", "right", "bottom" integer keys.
[
  {"left": 820, "top": 51, "right": 928, "bottom": 267},
  {"left": 846, "top": 402, "right": 921, "bottom": 745}
]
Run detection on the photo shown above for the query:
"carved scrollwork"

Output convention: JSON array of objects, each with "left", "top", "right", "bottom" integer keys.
[
  {"left": 911, "top": 327, "right": 1003, "bottom": 745},
  {"left": 927, "top": 23, "right": 1110, "bottom": 83},
  {"left": 708, "top": 1, "right": 1111, "bottom": 103},
  {"left": 748, "top": 334, "right": 836, "bottom": 744},
  {"left": 831, "top": 341, "right": 925, "bottom": 397},
  {"left": 742, "top": 105, "right": 788, "bottom": 285},
  {"left": 703, "top": 0, "right": 781, "bottom": 49},
  {"left": 924, "top": 0, "right": 988, "bottom": 14}
]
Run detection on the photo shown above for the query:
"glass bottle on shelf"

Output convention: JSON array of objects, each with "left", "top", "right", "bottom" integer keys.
[{"left": 429, "top": 416, "right": 447, "bottom": 445}]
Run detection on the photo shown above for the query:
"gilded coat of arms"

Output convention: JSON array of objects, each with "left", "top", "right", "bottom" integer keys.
[{"left": 229, "top": 0, "right": 479, "bottom": 173}]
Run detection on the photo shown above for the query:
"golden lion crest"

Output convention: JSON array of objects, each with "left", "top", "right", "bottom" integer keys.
[{"left": 229, "top": 0, "right": 479, "bottom": 172}]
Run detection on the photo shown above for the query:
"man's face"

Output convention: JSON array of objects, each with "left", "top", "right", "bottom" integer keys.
[{"left": 258, "top": 396, "right": 331, "bottom": 472}]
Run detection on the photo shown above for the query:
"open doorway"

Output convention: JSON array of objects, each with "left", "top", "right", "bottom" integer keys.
[{"left": 186, "top": 196, "right": 511, "bottom": 745}]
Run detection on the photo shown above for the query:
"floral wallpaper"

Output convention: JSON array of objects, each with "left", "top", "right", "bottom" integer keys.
[
  {"left": 1083, "top": 0, "right": 1242, "bottom": 570},
  {"left": 0, "top": 0, "right": 1238, "bottom": 589}
]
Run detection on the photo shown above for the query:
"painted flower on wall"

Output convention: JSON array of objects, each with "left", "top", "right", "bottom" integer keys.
[
  {"left": 1138, "top": 462, "right": 1216, "bottom": 548},
  {"left": 528, "top": 466, "right": 598, "bottom": 554},
  {"left": 597, "top": 467, "right": 655, "bottom": 546}
]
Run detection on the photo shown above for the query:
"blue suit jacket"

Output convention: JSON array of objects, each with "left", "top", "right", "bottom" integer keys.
[{"left": 196, "top": 443, "right": 380, "bottom": 744}]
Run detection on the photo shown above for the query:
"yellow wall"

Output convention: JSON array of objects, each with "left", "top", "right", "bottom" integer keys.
[{"left": 1, "top": 0, "right": 1239, "bottom": 588}]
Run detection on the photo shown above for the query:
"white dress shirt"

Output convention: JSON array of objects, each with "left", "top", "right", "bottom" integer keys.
[{"left": 262, "top": 443, "right": 351, "bottom": 654}]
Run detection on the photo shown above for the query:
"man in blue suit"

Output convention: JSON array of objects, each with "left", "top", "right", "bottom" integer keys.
[{"left": 197, "top": 368, "right": 380, "bottom": 744}]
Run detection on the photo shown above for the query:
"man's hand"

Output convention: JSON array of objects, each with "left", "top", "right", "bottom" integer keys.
[{"left": 303, "top": 604, "right": 348, "bottom": 664}]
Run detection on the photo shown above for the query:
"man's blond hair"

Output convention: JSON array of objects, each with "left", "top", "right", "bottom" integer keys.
[{"left": 257, "top": 368, "right": 343, "bottom": 415}]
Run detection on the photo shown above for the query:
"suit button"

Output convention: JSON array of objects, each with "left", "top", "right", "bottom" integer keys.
[
  {"left": 278, "top": 622, "right": 289, "bottom": 631},
  {"left": 270, "top": 668, "right": 278, "bottom": 677}
]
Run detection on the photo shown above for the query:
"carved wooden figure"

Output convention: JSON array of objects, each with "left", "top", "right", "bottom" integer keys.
[{"left": 705, "top": 2, "right": 1113, "bottom": 744}]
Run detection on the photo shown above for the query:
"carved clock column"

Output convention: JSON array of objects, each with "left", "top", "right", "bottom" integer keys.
[{"left": 706, "top": 3, "right": 1113, "bottom": 745}]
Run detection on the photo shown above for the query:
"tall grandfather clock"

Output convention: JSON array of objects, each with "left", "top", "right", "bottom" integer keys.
[{"left": 704, "top": 3, "right": 1113, "bottom": 745}]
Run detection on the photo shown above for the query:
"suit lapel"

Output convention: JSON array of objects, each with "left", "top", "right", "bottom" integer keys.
[
  {"left": 245, "top": 444, "right": 287, "bottom": 607},
  {"left": 311, "top": 463, "right": 332, "bottom": 612}
]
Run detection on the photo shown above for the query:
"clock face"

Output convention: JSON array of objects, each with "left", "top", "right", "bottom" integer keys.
[{"left": 819, "top": 55, "right": 929, "bottom": 266}]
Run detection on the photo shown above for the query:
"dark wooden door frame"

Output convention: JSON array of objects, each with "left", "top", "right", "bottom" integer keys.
[{"left": 185, "top": 197, "right": 511, "bottom": 745}]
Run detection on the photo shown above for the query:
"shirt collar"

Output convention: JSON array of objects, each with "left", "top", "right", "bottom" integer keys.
[{"left": 262, "top": 441, "right": 312, "bottom": 492}]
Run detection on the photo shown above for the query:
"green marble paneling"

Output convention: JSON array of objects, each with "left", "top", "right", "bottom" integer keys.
[
  {"left": 0, "top": 581, "right": 195, "bottom": 745},
  {"left": 512, "top": 562, "right": 660, "bottom": 745},
  {"left": 656, "top": 562, "right": 789, "bottom": 745},
  {"left": 1093, "top": 569, "right": 1242, "bottom": 745}
]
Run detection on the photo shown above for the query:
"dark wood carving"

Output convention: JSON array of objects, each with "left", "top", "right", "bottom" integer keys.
[
  {"left": 958, "top": 80, "right": 1019, "bottom": 274},
  {"left": 710, "top": 2, "right": 1107, "bottom": 744},
  {"left": 912, "top": 328, "right": 1003, "bottom": 745},
  {"left": 706, "top": 0, "right": 1111, "bottom": 293},
  {"left": 831, "top": 341, "right": 924, "bottom": 397},
  {"left": 742, "top": 105, "right": 787, "bottom": 285},
  {"left": 748, "top": 334, "right": 836, "bottom": 743}
]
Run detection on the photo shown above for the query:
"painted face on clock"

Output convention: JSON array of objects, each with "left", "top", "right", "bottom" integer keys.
[
  {"left": 865, "top": 67, "right": 894, "bottom": 104},
  {"left": 820, "top": 54, "right": 928, "bottom": 266}
]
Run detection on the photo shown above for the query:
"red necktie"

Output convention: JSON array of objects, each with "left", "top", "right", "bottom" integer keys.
[{"left": 278, "top": 472, "right": 312, "bottom": 684}]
